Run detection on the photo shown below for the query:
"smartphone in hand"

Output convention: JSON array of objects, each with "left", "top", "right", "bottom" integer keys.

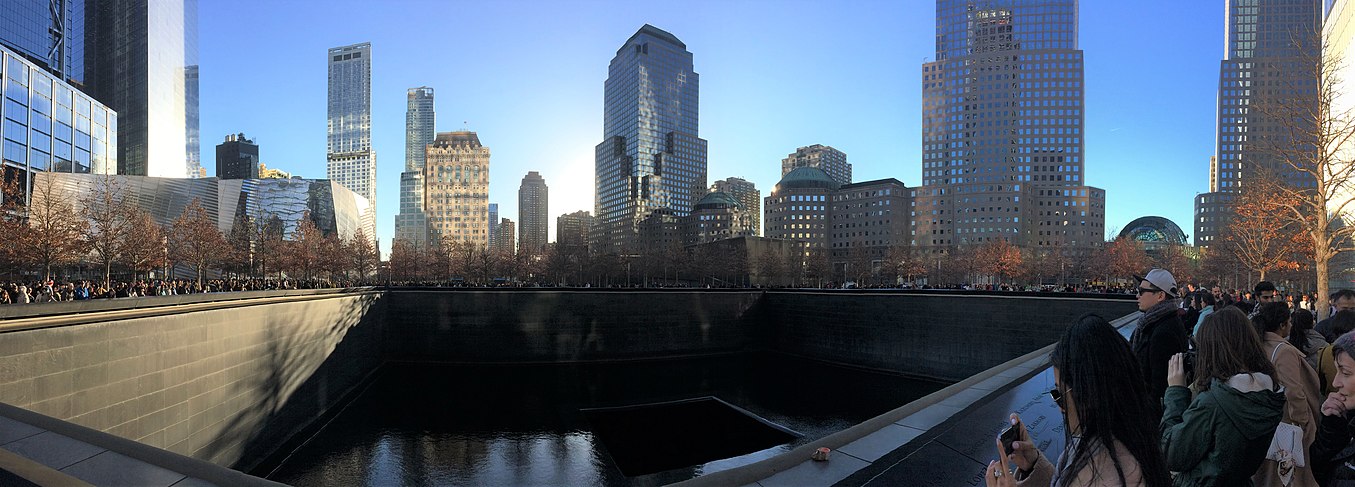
[{"left": 999, "top": 422, "right": 1021, "bottom": 455}]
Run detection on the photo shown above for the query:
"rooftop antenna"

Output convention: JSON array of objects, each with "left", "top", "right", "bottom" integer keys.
[{"left": 463, "top": 120, "right": 470, "bottom": 131}]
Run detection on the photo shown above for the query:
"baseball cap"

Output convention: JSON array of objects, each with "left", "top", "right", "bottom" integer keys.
[{"left": 1133, "top": 268, "right": 1179, "bottom": 298}]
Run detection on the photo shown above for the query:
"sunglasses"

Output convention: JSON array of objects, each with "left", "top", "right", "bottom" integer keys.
[
  {"left": 1048, "top": 387, "right": 1066, "bottom": 408},
  {"left": 1136, "top": 287, "right": 1163, "bottom": 296}
]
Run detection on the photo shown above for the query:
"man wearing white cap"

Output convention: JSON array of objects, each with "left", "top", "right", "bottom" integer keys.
[{"left": 1130, "top": 268, "right": 1189, "bottom": 409}]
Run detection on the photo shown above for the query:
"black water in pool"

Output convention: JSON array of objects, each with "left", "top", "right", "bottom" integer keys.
[{"left": 264, "top": 353, "right": 948, "bottom": 486}]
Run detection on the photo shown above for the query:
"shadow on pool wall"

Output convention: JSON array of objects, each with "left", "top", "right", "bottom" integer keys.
[{"left": 381, "top": 289, "right": 1137, "bottom": 381}]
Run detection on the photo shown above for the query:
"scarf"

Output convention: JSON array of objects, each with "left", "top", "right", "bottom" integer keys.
[{"left": 1132, "top": 298, "right": 1180, "bottom": 345}]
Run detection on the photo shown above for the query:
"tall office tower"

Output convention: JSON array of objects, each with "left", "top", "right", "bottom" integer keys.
[
  {"left": 83, "top": 0, "right": 196, "bottom": 177},
  {"left": 185, "top": 64, "right": 200, "bottom": 177},
  {"left": 557, "top": 211, "right": 594, "bottom": 249},
  {"left": 518, "top": 171, "right": 549, "bottom": 257},
  {"left": 917, "top": 0, "right": 1105, "bottom": 252},
  {"left": 424, "top": 131, "right": 489, "bottom": 247},
  {"left": 0, "top": 44, "right": 117, "bottom": 205},
  {"left": 710, "top": 177, "right": 760, "bottom": 236},
  {"left": 327, "top": 42, "right": 376, "bottom": 244},
  {"left": 593, "top": 25, "right": 708, "bottom": 255},
  {"left": 215, "top": 133, "right": 259, "bottom": 179},
  {"left": 1194, "top": 0, "right": 1322, "bottom": 247},
  {"left": 396, "top": 86, "right": 434, "bottom": 248},
  {"left": 764, "top": 167, "right": 838, "bottom": 250},
  {"left": 781, "top": 145, "right": 850, "bottom": 185},
  {"left": 488, "top": 203, "right": 500, "bottom": 249},
  {"left": 0, "top": 0, "right": 82, "bottom": 83},
  {"left": 492, "top": 218, "right": 516, "bottom": 256}
]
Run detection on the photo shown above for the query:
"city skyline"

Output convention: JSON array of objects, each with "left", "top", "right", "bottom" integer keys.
[{"left": 198, "top": 0, "right": 1223, "bottom": 253}]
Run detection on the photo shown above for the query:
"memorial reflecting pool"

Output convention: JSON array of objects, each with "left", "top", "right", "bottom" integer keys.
[{"left": 265, "top": 353, "right": 948, "bottom": 486}]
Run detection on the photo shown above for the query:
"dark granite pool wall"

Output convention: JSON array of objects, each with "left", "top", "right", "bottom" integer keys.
[
  {"left": 0, "top": 292, "right": 385, "bottom": 472},
  {"left": 761, "top": 291, "right": 1138, "bottom": 381},
  {"left": 382, "top": 289, "right": 768, "bottom": 362}
]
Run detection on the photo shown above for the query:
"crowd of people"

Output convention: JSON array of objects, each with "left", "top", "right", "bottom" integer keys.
[
  {"left": 0, "top": 278, "right": 377, "bottom": 304},
  {"left": 985, "top": 267, "right": 1355, "bottom": 487}
]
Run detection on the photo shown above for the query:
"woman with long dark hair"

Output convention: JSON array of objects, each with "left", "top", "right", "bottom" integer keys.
[
  {"left": 1161, "top": 307, "right": 1285, "bottom": 486},
  {"left": 984, "top": 314, "right": 1171, "bottom": 487},
  {"left": 1252, "top": 302, "right": 1321, "bottom": 487}
]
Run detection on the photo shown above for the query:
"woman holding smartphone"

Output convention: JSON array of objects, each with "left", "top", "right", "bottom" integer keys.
[
  {"left": 1160, "top": 307, "right": 1285, "bottom": 486},
  {"left": 984, "top": 314, "right": 1170, "bottom": 487}
]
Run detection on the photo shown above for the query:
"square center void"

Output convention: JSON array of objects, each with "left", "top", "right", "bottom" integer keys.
[{"left": 582, "top": 396, "right": 803, "bottom": 477}]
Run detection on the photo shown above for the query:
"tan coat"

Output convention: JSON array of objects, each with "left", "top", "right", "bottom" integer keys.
[
  {"left": 1016, "top": 439, "right": 1146, "bottom": 487},
  {"left": 1253, "top": 333, "right": 1323, "bottom": 487}
]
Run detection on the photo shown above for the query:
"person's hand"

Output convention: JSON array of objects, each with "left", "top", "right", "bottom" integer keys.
[
  {"left": 1168, "top": 353, "right": 1187, "bottom": 387},
  {"left": 1005, "top": 413, "right": 1038, "bottom": 472},
  {"left": 985, "top": 438, "right": 1017, "bottom": 487},
  {"left": 1323, "top": 392, "right": 1349, "bottom": 417}
]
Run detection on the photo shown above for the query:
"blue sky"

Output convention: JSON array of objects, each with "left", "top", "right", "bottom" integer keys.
[{"left": 198, "top": 0, "right": 1221, "bottom": 254}]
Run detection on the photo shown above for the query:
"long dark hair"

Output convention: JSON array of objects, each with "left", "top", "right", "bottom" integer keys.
[
  {"left": 1194, "top": 307, "right": 1276, "bottom": 391},
  {"left": 1049, "top": 314, "right": 1172, "bottom": 487},
  {"left": 1289, "top": 308, "right": 1315, "bottom": 351},
  {"left": 1252, "top": 302, "right": 1291, "bottom": 335}
]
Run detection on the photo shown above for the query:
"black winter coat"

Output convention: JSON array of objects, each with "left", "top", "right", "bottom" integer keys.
[
  {"left": 1312, "top": 411, "right": 1355, "bottom": 486},
  {"left": 1131, "top": 310, "right": 1189, "bottom": 407}
]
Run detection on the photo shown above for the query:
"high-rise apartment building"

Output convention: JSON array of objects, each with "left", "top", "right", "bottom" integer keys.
[
  {"left": 1194, "top": 0, "right": 1322, "bottom": 247},
  {"left": 396, "top": 86, "right": 434, "bottom": 247},
  {"left": 424, "top": 131, "right": 489, "bottom": 247},
  {"left": 593, "top": 25, "right": 708, "bottom": 255},
  {"left": 781, "top": 145, "right": 850, "bottom": 186},
  {"left": 710, "top": 177, "right": 760, "bottom": 236},
  {"left": 327, "top": 42, "right": 376, "bottom": 244},
  {"left": 215, "top": 133, "right": 258, "bottom": 179},
  {"left": 493, "top": 218, "right": 515, "bottom": 256},
  {"left": 488, "top": 203, "right": 500, "bottom": 249},
  {"left": 518, "top": 171, "right": 548, "bottom": 257},
  {"left": 917, "top": 0, "right": 1104, "bottom": 252},
  {"left": 83, "top": 0, "right": 197, "bottom": 178},
  {"left": 557, "top": 211, "right": 594, "bottom": 249}
]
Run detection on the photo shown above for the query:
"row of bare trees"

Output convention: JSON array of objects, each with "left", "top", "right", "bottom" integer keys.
[{"left": 0, "top": 173, "right": 378, "bottom": 285}]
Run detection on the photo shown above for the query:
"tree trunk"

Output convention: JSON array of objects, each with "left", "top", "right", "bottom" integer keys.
[
  {"left": 1260, "top": 268, "right": 1268, "bottom": 282},
  {"left": 1318, "top": 256, "right": 1332, "bottom": 321}
]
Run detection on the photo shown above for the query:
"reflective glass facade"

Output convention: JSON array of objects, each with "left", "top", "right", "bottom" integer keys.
[
  {"left": 327, "top": 42, "right": 376, "bottom": 242},
  {"left": 395, "top": 86, "right": 432, "bottom": 247},
  {"left": 594, "top": 25, "right": 708, "bottom": 254},
  {"left": 83, "top": 0, "right": 195, "bottom": 178},
  {"left": 37, "top": 173, "right": 374, "bottom": 245},
  {"left": 1, "top": 44, "right": 116, "bottom": 202},
  {"left": 918, "top": 0, "right": 1103, "bottom": 250},
  {"left": 0, "top": 0, "right": 81, "bottom": 83}
]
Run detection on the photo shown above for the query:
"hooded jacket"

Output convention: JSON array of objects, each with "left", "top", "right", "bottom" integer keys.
[{"left": 1160, "top": 374, "right": 1285, "bottom": 487}]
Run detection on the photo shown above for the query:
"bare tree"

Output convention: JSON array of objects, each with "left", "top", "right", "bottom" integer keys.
[
  {"left": 80, "top": 175, "right": 132, "bottom": 287},
  {"left": 283, "top": 213, "right": 324, "bottom": 281},
  {"left": 26, "top": 174, "right": 88, "bottom": 280},
  {"left": 0, "top": 170, "right": 26, "bottom": 279},
  {"left": 347, "top": 227, "right": 377, "bottom": 280},
  {"left": 1223, "top": 172, "right": 1311, "bottom": 281},
  {"left": 168, "top": 198, "right": 227, "bottom": 286},
  {"left": 1253, "top": 36, "right": 1355, "bottom": 317},
  {"left": 122, "top": 208, "right": 166, "bottom": 279}
]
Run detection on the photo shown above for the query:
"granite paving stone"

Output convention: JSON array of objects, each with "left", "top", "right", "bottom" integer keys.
[
  {"left": 62, "top": 451, "right": 187, "bottom": 487},
  {"left": 894, "top": 404, "right": 964, "bottom": 431},
  {"left": 2, "top": 431, "right": 105, "bottom": 470},
  {"left": 0, "top": 416, "right": 43, "bottom": 444},
  {"left": 861, "top": 442, "right": 986, "bottom": 487},
  {"left": 756, "top": 453, "right": 871, "bottom": 487},
  {"left": 837, "top": 423, "right": 927, "bottom": 463}
]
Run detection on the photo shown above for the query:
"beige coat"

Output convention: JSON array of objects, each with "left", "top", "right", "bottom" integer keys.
[
  {"left": 1016, "top": 439, "right": 1145, "bottom": 486},
  {"left": 1253, "top": 333, "right": 1322, "bottom": 487}
]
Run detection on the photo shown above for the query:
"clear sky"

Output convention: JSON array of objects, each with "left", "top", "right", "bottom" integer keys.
[{"left": 198, "top": 0, "right": 1221, "bottom": 254}]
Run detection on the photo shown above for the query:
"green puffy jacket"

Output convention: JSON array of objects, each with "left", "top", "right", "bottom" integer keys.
[{"left": 1160, "top": 375, "right": 1285, "bottom": 487}]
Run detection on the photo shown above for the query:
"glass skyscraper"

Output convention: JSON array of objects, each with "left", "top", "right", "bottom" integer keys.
[
  {"left": 593, "top": 24, "right": 708, "bottom": 255},
  {"left": 327, "top": 42, "right": 376, "bottom": 245},
  {"left": 917, "top": 0, "right": 1104, "bottom": 252},
  {"left": 396, "top": 86, "right": 433, "bottom": 248},
  {"left": 83, "top": 0, "right": 196, "bottom": 178},
  {"left": 1, "top": 44, "right": 117, "bottom": 201},
  {"left": 0, "top": 0, "right": 82, "bottom": 84},
  {"left": 1194, "top": 0, "right": 1322, "bottom": 247}
]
